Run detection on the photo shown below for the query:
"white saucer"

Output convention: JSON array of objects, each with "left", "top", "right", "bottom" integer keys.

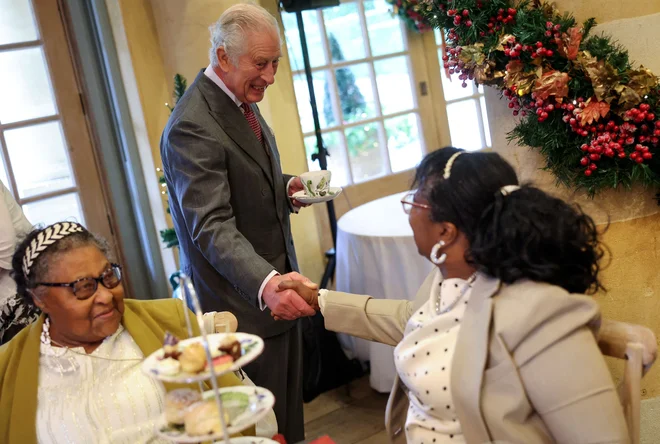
[{"left": 292, "top": 187, "right": 342, "bottom": 204}]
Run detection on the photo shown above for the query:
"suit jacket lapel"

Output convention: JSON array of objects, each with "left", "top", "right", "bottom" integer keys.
[
  {"left": 451, "top": 273, "right": 501, "bottom": 443},
  {"left": 195, "top": 72, "right": 275, "bottom": 190}
]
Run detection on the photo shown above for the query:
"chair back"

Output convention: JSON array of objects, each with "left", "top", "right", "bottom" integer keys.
[{"left": 598, "top": 319, "right": 657, "bottom": 444}]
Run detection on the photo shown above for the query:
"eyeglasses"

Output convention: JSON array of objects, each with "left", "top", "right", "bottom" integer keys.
[
  {"left": 401, "top": 192, "right": 431, "bottom": 215},
  {"left": 36, "top": 264, "right": 123, "bottom": 300}
]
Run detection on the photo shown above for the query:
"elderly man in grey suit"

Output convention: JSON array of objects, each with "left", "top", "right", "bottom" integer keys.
[{"left": 160, "top": 4, "right": 316, "bottom": 441}]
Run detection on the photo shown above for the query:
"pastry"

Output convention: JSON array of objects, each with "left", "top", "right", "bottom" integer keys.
[
  {"left": 218, "top": 335, "right": 242, "bottom": 361},
  {"left": 165, "top": 389, "right": 202, "bottom": 425},
  {"left": 179, "top": 342, "right": 207, "bottom": 374},
  {"left": 184, "top": 400, "right": 230, "bottom": 436},
  {"left": 163, "top": 332, "right": 181, "bottom": 360},
  {"left": 157, "top": 357, "right": 181, "bottom": 376},
  {"left": 212, "top": 354, "right": 234, "bottom": 372}
]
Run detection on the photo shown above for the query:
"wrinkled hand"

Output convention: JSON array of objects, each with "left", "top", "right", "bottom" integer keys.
[
  {"left": 288, "top": 176, "right": 311, "bottom": 208},
  {"left": 270, "top": 272, "right": 319, "bottom": 321},
  {"left": 262, "top": 272, "right": 316, "bottom": 321},
  {"left": 278, "top": 280, "right": 319, "bottom": 311}
]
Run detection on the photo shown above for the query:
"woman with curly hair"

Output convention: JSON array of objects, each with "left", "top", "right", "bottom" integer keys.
[{"left": 281, "top": 147, "right": 629, "bottom": 443}]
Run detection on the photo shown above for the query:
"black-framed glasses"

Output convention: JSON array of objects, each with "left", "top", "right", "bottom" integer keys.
[
  {"left": 36, "top": 264, "right": 123, "bottom": 300},
  {"left": 401, "top": 191, "right": 432, "bottom": 215}
]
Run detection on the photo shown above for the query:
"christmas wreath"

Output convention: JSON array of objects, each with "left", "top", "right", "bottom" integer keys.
[
  {"left": 386, "top": 0, "right": 433, "bottom": 33},
  {"left": 412, "top": 1, "right": 660, "bottom": 199}
]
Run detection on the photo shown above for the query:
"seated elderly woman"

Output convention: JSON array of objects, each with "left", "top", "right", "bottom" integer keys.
[
  {"left": 281, "top": 147, "right": 629, "bottom": 443},
  {"left": 0, "top": 222, "right": 250, "bottom": 443}
]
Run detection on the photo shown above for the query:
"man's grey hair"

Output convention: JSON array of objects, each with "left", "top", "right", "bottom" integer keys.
[{"left": 209, "top": 3, "right": 281, "bottom": 67}]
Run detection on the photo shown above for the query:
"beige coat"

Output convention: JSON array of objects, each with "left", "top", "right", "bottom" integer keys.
[{"left": 323, "top": 272, "right": 629, "bottom": 443}]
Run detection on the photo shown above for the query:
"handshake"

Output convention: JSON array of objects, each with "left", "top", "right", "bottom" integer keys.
[{"left": 262, "top": 272, "right": 321, "bottom": 321}]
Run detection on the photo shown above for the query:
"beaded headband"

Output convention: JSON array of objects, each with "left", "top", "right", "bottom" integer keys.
[
  {"left": 500, "top": 185, "right": 521, "bottom": 196},
  {"left": 23, "top": 222, "right": 85, "bottom": 277},
  {"left": 443, "top": 152, "right": 464, "bottom": 179}
]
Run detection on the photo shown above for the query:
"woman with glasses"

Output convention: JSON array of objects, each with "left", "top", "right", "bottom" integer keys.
[
  {"left": 0, "top": 221, "right": 248, "bottom": 443},
  {"left": 279, "top": 147, "right": 628, "bottom": 443}
]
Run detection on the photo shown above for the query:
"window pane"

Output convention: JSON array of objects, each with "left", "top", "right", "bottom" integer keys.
[
  {"left": 22, "top": 193, "right": 85, "bottom": 227},
  {"left": 346, "top": 122, "right": 385, "bottom": 182},
  {"left": 0, "top": 47, "right": 57, "bottom": 124},
  {"left": 374, "top": 56, "right": 414, "bottom": 115},
  {"left": 436, "top": 48, "right": 474, "bottom": 102},
  {"left": 385, "top": 113, "right": 423, "bottom": 173},
  {"left": 446, "top": 99, "right": 483, "bottom": 151},
  {"left": 282, "top": 11, "right": 327, "bottom": 71},
  {"left": 4, "top": 121, "right": 76, "bottom": 198},
  {"left": 323, "top": 3, "right": 366, "bottom": 62},
  {"left": 480, "top": 96, "right": 492, "bottom": 147},
  {"left": 0, "top": 0, "right": 38, "bottom": 46},
  {"left": 293, "top": 70, "right": 336, "bottom": 133},
  {"left": 364, "top": 0, "right": 405, "bottom": 57},
  {"left": 335, "top": 63, "right": 376, "bottom": 124},
  {"left": 304, "top": 132, "right": 350, "bottom": 186}
]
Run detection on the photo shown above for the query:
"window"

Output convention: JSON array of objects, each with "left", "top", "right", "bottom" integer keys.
[
  {"left": 434, "top": 29, "right": 491, "bottom": 151},
  {"left": 0, "top": 0, "right": 112, "bottom": 239},
  {"left": 282, "top": 0, "right": 425, "bottom": 185}
]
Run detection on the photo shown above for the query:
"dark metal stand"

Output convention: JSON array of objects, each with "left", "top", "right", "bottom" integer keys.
[{"left": 295, "top": 12, "right": 337, "bottom": 288}]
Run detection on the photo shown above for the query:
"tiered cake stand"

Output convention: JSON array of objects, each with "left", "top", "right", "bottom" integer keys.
[{"left": 141, "top": 273, "right": 278, "bottom": 444}]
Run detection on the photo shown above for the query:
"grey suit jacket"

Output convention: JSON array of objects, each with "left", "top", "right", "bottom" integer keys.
[
  {"left": 160, "top": 70, "right": 299, "bottom": 338},
  {"left": 323, "top": 272, "right": 629, "bottom": 443}
]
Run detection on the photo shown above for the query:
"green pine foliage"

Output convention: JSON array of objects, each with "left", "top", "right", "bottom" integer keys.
[
  {"left": 411, "top": 0, "right": 660, "bottom": 199},
  {"left": 159, "top": 74, "right": 188, "bottom": 249}
]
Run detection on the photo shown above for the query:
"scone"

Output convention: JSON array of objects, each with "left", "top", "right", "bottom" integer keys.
[
  {"left": 184, "top": 400, "right": 230, "bottom": 436},
  {"left": 179, "top": 342, "right": 206, "bottom": 373},
  {"left": 165, "top": 389, "right": 202, "bottom": 425}
]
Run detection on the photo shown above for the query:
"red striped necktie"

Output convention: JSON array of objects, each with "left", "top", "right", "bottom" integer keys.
[{"left": 241, "top": 103, "right": 263, "bottom": 145}]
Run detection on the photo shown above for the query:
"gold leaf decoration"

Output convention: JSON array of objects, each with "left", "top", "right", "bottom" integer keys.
[
  {"left": 579, "top": 97, "right": 610, "bottom": 125},
  {"left": 557, "top": 27, "right": 583, "bottom": 60},
  {"left": 533, "top": 70, "right": 570, "bottom": 102},
  {"left": 458, "top": 43, "right": 485, "bottom": 69},
  {"left": 504, "top": 60, "right": 538, "bottom": 96},
  {"left": 578, "top": 51, "right": 619, "bottom": 102}
]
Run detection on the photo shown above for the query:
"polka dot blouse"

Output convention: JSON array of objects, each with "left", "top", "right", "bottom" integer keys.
[{"left": 393, "top": 268, "right": 474, "bottom": 444}]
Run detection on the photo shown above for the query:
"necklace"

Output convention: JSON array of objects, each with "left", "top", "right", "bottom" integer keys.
[
  {"left": 435, "top": 272, "right": 477, "bottom": 315},
  {"left": 40, "top": 317, "right": 142, "bottom": 376}
]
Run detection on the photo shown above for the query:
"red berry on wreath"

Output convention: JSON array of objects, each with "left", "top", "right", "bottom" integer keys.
[
  {"left": 545, "top": 49, "right": 554, "bottom": 57},
  {"left": 545, "top": 31, "right": 552, "bottom": 37},
  {"left": 508, "top": 8, "right": 517, "bottom": 15},
  {"left": 647, "top": 113, "right": 655, "bottom": 121},
  {"left": 546, "top": 21, "right": 553, "bottom": 29},
  {"left": 584, "top": 169, "right": 592, "bottom": 176},
  {"left": 462, "top": 9, "right": 469, "bottom": 16},
  {"left": 580, "top": 157, "right": 589, "bottom": 166},
  {"left": 590, "top": 163, "right": 598, "bottom": 170}
]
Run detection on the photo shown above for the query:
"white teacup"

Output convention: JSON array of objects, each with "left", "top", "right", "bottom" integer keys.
[{"left": 300, "top": 170, "right": 332, "bottom": 197}]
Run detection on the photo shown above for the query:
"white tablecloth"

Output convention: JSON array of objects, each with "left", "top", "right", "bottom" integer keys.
[{"left": 335, "top": 191, "right": 433, "bottom": 392}]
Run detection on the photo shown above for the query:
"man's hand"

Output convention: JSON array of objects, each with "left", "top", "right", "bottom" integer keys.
[
  {"left": 278, "top": 280, "right": 319, "bottom": 311},
  {"left": 288, "top": 176, "right": 311, "bottom": 208},
  {"left": 262, "top": 273, "right": 316, "bottom": 321}
]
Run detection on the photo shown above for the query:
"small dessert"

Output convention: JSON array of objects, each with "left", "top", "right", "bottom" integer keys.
[
  {"left": 157, "top": 357, "right": 181, "bottom": 376},
  {"left": 165, "top": 389, "right": 202, "bottom": 425},
  {"left": 212, "top": 354, "right": 234, "bottom": 372},
  {"left": 162, "top": 332, "right": 181, "bottom": 360},
  {"left": 179, "top": 342, "right": 206, "bottom": 374},
  {"left": 218, "top": 335, "right": 242, "bottom": 361},
  {"left": 184, "top": 400, "right": 230, "bottom": 436}
]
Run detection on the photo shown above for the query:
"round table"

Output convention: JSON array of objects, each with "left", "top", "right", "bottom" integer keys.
[{"left": 335, "top": 191, "right": 433, "bottom": 392}]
